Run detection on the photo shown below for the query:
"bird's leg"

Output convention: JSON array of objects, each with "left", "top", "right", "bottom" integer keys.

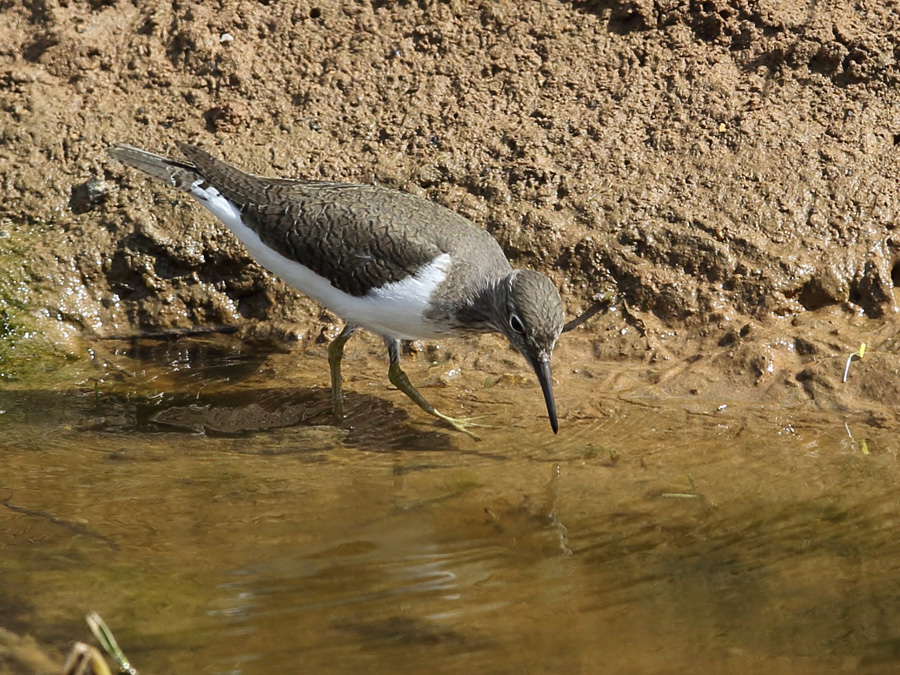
[
  {"left": 384, "top": 338, "right": 489, "bottom": 440},
  {"left": 328, "top": 325, "right": 358, "bottom": 420}
]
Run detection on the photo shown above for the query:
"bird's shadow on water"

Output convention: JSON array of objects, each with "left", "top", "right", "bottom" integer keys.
[
  {"left": 70, "top": 385, "right": 478, "bottom": 454},
  {"left": 2, "top": 336, "right": 502, "bottom": 454}
]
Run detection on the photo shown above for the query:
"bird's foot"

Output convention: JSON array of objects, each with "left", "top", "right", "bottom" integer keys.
[{"left": 430, "top": 410, "right": 498, "bottom": 440}]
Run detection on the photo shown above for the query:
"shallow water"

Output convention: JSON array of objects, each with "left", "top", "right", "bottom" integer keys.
[{"left": 2, "top": 337, "right": 900, "bottom": 674}]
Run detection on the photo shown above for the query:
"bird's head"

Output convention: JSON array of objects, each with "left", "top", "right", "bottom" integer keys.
[{"left": 495, "top": 270, "right": 565, "bottom": 433}]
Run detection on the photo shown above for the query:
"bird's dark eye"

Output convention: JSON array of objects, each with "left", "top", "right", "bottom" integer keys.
[{"left": 509, "top": 314, "right": 525, "bottom": 334}]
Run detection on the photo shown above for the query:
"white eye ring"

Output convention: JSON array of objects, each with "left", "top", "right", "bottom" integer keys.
[{"left": 509, "top": 314, "right": 525, "bottom": 334}]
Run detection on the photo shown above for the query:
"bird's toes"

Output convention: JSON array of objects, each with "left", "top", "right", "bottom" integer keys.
[{"left": 431, "top": 411, "right": 501, "bottom": 440}]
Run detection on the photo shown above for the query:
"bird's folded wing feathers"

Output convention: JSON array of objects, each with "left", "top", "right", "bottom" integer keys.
[{"left": 109, "top": 143, "right": 448, "bottom": 297}]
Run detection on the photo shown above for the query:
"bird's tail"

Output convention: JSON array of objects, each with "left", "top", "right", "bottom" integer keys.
[{"left": 106, "top": 143, "right": 202, "bottom": 192}]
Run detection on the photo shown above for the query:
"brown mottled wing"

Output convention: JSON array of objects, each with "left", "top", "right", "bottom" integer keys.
[{"left": 176, "top": 143, "right": 463, "bottom": 297}]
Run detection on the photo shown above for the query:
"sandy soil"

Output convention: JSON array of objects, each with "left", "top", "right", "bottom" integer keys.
[{"left": 1, "top": 0, "right": 900, "bottom": 412}]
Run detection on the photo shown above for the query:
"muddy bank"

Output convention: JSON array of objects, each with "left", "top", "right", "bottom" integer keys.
[{"left": 1, "top": 0, "right": 900, "bottom": 409}]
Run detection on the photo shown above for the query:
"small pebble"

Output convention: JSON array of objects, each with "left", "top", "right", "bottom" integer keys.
[{"left": 70, "top": 176, "right": 111, "bottom": 214}]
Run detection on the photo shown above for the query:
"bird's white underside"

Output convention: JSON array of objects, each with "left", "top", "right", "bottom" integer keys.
[{"left": 191, "top": 182, "right": 452, "bottom": 340}]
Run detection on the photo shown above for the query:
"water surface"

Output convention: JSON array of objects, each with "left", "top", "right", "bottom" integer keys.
[{"left": 2, "top": 337, "right": 899, "bottom": 674}]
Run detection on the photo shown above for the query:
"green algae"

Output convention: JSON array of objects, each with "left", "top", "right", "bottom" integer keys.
[{"left": 0, "top": 224, "right": 93, "bottom": 386}]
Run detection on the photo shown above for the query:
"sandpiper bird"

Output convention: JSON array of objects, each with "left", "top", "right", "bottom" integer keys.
[{"left": 107, "top": 143, "right": 565, "bottom": 436}]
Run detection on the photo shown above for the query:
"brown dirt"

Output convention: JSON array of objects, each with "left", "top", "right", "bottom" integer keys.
[{"left": 2, "top": 0, "right": 900, "bottom": 413}]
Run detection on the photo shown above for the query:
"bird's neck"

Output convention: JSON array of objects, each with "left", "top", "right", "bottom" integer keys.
[{"left": 451, "top": 274, "right": 512, "bottom": 335}]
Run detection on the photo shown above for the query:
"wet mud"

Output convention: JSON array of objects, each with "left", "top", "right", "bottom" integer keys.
[{"left": 1, "top": 1, "right": 899, "bottom": 405}]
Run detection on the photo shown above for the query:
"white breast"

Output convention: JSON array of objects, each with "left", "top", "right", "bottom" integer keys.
[{"left": 190, "top": 182, "right": 452, "bottom": 340}]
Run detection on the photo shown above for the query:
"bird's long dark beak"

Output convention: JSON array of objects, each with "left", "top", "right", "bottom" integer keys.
[{"left": 534, "top": 358, "right": 558, "bottom": 434}]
